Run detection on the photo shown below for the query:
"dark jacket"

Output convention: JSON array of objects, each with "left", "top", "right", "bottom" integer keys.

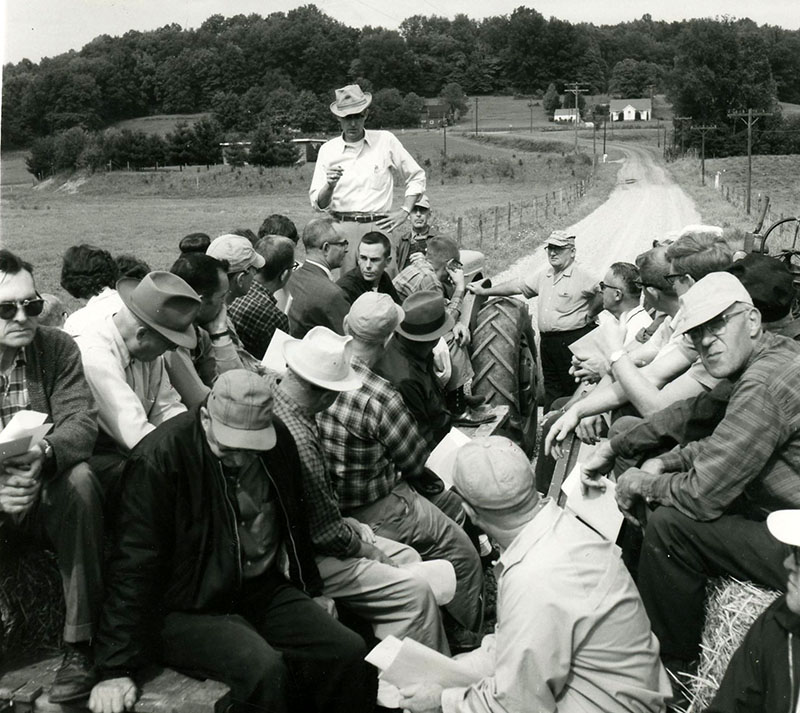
[
  {"left": 94, "top": 408, "right": 322, "bottom": 679},
  {"left": 25, "top": 326, "right": 97, "bottom": 476},
  {"left": 706, "top": 596, "right": 799, "bottom": 713},
  {"left": 336, "top": 267, "right": 401, "bottom": 305},
  {"left": 287, "top": 261, "right": 350, "bottom": 338}
]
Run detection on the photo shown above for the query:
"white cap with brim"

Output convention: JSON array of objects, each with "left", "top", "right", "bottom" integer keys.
[
  {"left": 767, "top": 510, "right": 800, "bottom": 547},
  {"left": 676, "top": 272, "right": 754, "bottom": 336}
]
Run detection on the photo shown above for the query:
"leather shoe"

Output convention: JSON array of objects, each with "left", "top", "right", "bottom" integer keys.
[
  {"left": 49, "top": 644, "right": 97, "bottom": 703},
  {"left": 453, "top": 405, "right": 496, "bottom": 426},
  {"left": 464, "top": 392, "right": 487, "bottom": 408}
]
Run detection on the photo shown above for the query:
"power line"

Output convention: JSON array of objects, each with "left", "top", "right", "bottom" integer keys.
[
  {"left": 564, "top": 82, "right": 587, "bottom": 154},
  {"left": 728, "top": 109, "right": 773, "bottom": 214}
]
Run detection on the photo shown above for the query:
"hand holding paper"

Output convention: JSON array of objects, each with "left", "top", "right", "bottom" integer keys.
[{"left": 0, "top": 411, "right": 53, "bottom": 465}]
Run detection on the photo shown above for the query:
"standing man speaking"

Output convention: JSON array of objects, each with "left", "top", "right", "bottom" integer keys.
[{"left": 310, "top": 84, "right": 426, "bottom": 276}]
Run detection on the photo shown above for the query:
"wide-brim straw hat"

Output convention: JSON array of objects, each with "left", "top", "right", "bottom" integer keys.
[{"left": 330, "top": 84, "right": 373, "bottom": 117}]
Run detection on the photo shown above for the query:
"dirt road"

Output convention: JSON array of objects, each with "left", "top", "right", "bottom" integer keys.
[{"left": 494, "top": 142, "right": 702, "bottom": 283}]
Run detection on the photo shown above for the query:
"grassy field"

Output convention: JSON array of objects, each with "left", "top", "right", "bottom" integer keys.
[{"left": 112, "top": 113, "right": 211, "bottom": 136}]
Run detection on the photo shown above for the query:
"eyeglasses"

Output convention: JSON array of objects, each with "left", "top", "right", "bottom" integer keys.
[
  {"left": 634, "top": 280, "right": 661, "bottom": 290},
  {"left": 599, "top": 281, "right": 623, "bottom": 291},
  {"left": 0, "top": 296, "right": 45, "bottom": 320},
  {"left": 664, "top": 273, "right": 688, "bottom": 286},
  {"left": 545, "top": 245, "right": 569, "bottom": 253},
  {"left": 446, "top": 258, "right": 463, "bottom": 270},
  {"left": 687, "top": 309, "right": 750, "bottom": 342},
  {"left": 327, "top": 239, "right": 349, "bottom": 248},
  {"left": 292, "top": 260, "right": 301, "bottom": 271},
  {"left": 343, "top": 112, "right": 366, "bottom": 120}
]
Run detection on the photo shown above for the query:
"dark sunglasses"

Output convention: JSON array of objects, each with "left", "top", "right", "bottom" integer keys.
[
  {"left": 0, "top": 296, "right": 45, "bottom": 320},
  {"left": 599, "top": 281, "right": 623, "bottom": 291},
  {"left": 664, "top": 273, "right": 687, "bottom": 286}
]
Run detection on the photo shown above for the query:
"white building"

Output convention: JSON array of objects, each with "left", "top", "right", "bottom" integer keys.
[
  {"left": 609, "top": 98, "right": 652, "bottom": 121},
  {"left": 553, "top": 108, "right": 579, "bottom": 123}
]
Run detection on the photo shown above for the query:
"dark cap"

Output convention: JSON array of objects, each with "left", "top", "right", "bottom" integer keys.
[{"left": 727, "top": 254, "right": 794, "bottom": 322}]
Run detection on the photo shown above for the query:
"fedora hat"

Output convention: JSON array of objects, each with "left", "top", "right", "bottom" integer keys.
[
  {"left": 396, "top": 291, "right": 454, "bottom": 342},
  {"left": 330, "top": 84, "right": 372, "bottom": 117},
  {"left": 117, "top": 271, "right": 201, "bottom": 349},
  {"left": 283, "top": 326, "right": 362, "bottom": 391}
]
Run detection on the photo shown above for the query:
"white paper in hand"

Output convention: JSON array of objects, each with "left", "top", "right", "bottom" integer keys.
[
  {"left": 261, "top": 329, "right": 294, "bottom": 373},
  {"left": 561, "top": 462, "right": 623, "bottom": 542},
  {"left": 425, "top": 428, "right": 471, "bottom": 489},
  {"left": 0, "top": 411, "right": 53, "bottom": 463}
]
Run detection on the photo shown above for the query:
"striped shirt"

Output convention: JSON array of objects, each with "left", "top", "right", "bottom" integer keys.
[{"left": 641, "top": 332, "right": 800, "bottom": 520}]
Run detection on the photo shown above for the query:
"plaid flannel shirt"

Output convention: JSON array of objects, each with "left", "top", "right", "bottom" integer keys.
[
  {"left": 0, "top": 350, "right": 30, "bottom": 427},
  {"left": 267, "top": 372, "right": 361, "bottom": 558},
  {"left": 392, "top": 258, "right": 462, "bottom": 318},
  {"left": 317, "top": 358, "right": 429, "bottom": 511},
  {"left": 229, "top": 282, "right": 290, "bottom": 360}
]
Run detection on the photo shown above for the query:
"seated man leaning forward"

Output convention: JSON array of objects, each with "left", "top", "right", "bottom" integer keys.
[
  {"left": 400, "top": 436, "right": 671, "bottom": 713},
  {"left": 583, "top": 272, "right": 800, "bottom": 674},
  {"left": 317, "top": 293, "right": 484, "bottom": 639},
  {"left": 0, "top": 249, "right": 102, "bottom": 703},
  {"left": 88, "top": 370, "right": 375, "bottom": 713},
  {"left": 267, "top": 326, "right": 449, "bottom": 654}
]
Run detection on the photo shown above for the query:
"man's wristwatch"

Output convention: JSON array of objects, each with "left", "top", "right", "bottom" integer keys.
[
  {"left": 40, "top": 439, "right": 54, "bottom": 461},
  {"left": 209, "top": 330, "right": 230, "bottom": 341},
  {"left": 609, "top": 349, "right": 626, "bottom": 366}
]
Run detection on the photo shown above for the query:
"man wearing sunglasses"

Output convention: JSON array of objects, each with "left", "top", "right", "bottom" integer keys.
[
  {"left": 0, "top": 249, "right": 103, "bottom": 702},
  {"left": 309, "top": 84, "right": 426, "bottom": 276}
]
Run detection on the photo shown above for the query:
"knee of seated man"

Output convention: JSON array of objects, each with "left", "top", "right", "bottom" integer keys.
[
  {"left": 45, "top": 462, "right": 102, "bottom": 507},
  {"left": 607, "top": 414, "right": 642, "bottom": 440},
  {"left": 643, "top": 506, "right": 691, "bottom": 547}
]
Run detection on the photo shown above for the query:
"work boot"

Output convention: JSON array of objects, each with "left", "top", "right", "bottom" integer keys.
[
  {"left": 49, "top": 642, "right": 97, "bottom": 703},
  {"left": 464, "top": 392, "right": 487, "bottom": 408}
]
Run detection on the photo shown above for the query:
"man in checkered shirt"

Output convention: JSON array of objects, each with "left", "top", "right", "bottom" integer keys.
[{"left": 317, "top": 293, "right": 484, "bottom": 639}]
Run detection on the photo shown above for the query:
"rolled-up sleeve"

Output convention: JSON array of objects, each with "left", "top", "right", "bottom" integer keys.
[{"left": 389, "top": 135, "right": 426, "bottom": 197}]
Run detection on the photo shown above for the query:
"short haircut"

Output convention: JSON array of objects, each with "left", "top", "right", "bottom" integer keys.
[
  {"left": 666, "top": 233, "right": 732, "bottom": 282},
  {"left": 115, "top": 254, "right": 151, "bottom": 280},
  {"left": 38, "top": 293, "right": 67, "bottom": 327},
  {"left": 427, "top": 236, "right": 459, "bottom": 262},
  {"left": 302, "top": 216, "right": 337, "bottom": 250},
  {"left": 609, "top": 262, "right": 641, "bottom": 299},
  {"left": 258, "top": 214, "right": 298, "bottom": 243},
  {"left": 635, "top": 247, "right": 674, "bottom": 295},
  {"left": 171, "top": 253, "right": 229, "bottom": 298},
  {"left": 256, "top": 236, "right": 295, "bottom": 282},
  {"left": 231, "top": 228, "right": 258, "bottom": 247},
  {"left": 60, "top": 244, "right": 117, "bottom": 299},
  {"left": 358, "top": 231, "right": 392, "bottom": 258},
  {"left": 179, "top": 232, "right": 211, "bottom": 254}
]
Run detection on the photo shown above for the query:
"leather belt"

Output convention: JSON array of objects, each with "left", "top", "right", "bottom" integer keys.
[{"left": 331, "top": 211, "right": 388, "bottom": 224}]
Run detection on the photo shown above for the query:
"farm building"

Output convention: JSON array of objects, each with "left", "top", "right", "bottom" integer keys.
[
  {"left": 421, "top": 99, "right": 449, "bottom": 128},
  {"left": 553, "top": 108, "right": 579, "bottom": 123},
  {"left": 610, "top": 98, "right": 652, "bottom": 121}
]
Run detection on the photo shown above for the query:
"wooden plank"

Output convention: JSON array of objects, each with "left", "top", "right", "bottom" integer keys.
[
  {"left": 547, "top": 432, "right": 580, "bottom": 506},
  {"left": 458, "top": 405, "right": 510, "bottom": 439}
]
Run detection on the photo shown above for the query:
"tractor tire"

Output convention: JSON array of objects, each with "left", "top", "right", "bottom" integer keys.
[{"left": 470, "top": 297, "right": 538, "bottom": 455}]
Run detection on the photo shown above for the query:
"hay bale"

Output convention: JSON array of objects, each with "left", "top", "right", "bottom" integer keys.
[
  {"left": 0, "top": 540, "right": 65, "bottom": 662},
  {"left": 681, "top": 576, "right": 781, "bottom": 712}
]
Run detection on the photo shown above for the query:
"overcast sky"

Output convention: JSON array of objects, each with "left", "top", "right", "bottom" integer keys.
[{"left": 3, "top": 0, "right": 799, "bottom": 65}]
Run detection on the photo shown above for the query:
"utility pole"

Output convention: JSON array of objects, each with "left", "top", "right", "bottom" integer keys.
[
  {"left": 674, "top": 116, "right": 691, "bottom": 156},
  {"left": 443, "top": 121, "right": 447, "bottom": 159},
  {"left": 693, "top": 125, "right": 716, "bottom": 186},
  {"left": 603, "top": 117, "right": 607, "bottom": 155},
  {"left": 657, "top": 119, "right": 661, "bottom": 148},
  {"left": 474, "top": 97, "right": 479, "bottom": 136},
  {"left": 728, "top": 108, "right": 772, "bottom": 214},
  {"left": 564, "top": 82, "right": 588, "bottom": 153}
]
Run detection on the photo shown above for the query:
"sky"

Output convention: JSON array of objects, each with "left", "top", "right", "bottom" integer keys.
[{"left": 2, "top": 0, "right": 799, "bottom": 65}]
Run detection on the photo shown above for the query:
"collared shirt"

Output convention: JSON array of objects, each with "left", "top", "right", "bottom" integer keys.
[
  {"left": 317, "top": 358, "right": 429, "bottom": 511},
  {"left": 618, "top": 305, "right": 652, "bottom": 346},
  {"left": 64, "top": 287, "right": 124, "bottom": 339},
  {"left": 521, "top": 261, "right": 598, "bottom": 333},
  {"left": 642, "top": 331, "right": 800, "bottom": 520},
  {"left": 0, "top": 350, "right": 29, "bottom": 427},
  {"left": 336, "top": 268, "right": 400, "bottom": 305},
  {"left": 267, "top": 372, "right": 361, "bottom": 558},
  {"left": 393, "top": 258, "right": 463, "bottom": 319},
  {"left": 309, "top": 129, "right": 426, "bottom": 213},
  {"left": 441, "top": 500, "right": 670, "bottom": 713},
  {"left": 229, "top": 281, "right": 290, "bottom": 360},
  {"left": 74, "top": 314, "right": 186, "bottom": 450}
]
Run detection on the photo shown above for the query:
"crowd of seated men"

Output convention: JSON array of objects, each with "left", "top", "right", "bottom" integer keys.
[{"left": 3, "top": 212, "right": 797, "bottom": 713}]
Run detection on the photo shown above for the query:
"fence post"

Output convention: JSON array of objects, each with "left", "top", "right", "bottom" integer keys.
[
  {"left": 533, "top": 198, "right": 538, "bottom": 224},
  {"left": 559, "top": 188, "right": 564, "bottom": 213},
  {"left": 494, "top": 207, "right": 499, "bottom": 243},
  {"left": 478, "top": 214, "right": 483, "bottom": 247},
  {"left": 507, "top": 202, "right": 511, "bottom": 229},
  {"left": 545, "top": 193, "right": 549, "bottom": 218},
  {"left": 457, "top": 217, "right": 463, "bottom": 245}
]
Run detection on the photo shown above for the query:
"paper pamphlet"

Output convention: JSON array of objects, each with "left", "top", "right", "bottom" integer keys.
[
  {"left": 0, "top": 411, "right": 53, "bottom": 462},
  {"left": 425, "top": 427, "right": 471, "bottom": 489},
  {"left": 400, "top": 560, "right": 456, "bottom": 606},
  {"left": 567, "top": 327, "right": 609, "bottom": 364},
  {"left": 261, "top": 329, "right": 294, "bottom": 373},
  {"left": 561, "top": 462, "right": 624, "bottom": 542}
]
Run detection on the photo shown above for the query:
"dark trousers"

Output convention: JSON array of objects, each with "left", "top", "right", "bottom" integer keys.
[
  {"left": 6, "top": 462, "right": 104, "bottom": 642},
  {"left": 539, "top": 325, "right": 595, "bottom": 411},
  {"left": 160, "top": 571, "right": 376, "bottom": 713},
  {"left": 636, "top": 507, "right": 788, "bottom": 663}
]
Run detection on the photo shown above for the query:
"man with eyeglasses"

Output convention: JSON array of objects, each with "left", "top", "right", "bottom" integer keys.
[
  {"left": 309, "top": 84, "right": 426, "bottom": 276},
  {"left": 584, "top": 272, "right": 800, "bottom": 679},
  {"left": 287, "top": 216, "right": 352, "bottom": 338},
  {"left": 396, "top": 195, "right": 436, "bottom": 271},
  {"left": 0, "top": 249, "right": 103, "bottom": 702},
  {"left": 468, "top": 230, "right": 601, "bottom": 410}
]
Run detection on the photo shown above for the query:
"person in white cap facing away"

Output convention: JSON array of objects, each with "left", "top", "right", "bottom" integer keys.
[
  {"left": 399, "top": 436, "right": 670, "bottom": 713},
  {"left": 707, "top": 509, "right": 800, "bottom": 712},
  {"left": 468, "top": 229, "right": 602, "bottom": 410},
  {"left": 318, "top": 293, "right": 484, "bottom": 644},
  {"left": 583, "top": 271, "right": 800, "bottom": 680},
  {"left": 89, "top": 370, "right": 375, "bottom": 713},
  {"left": 309, "top": 83, "right": 426, "bottom": 276},
  {"left": 266, "top": 326, "right": 450, "bottom": 654},
  {"left": 396, "top": 194, "right": 436, "bottom": 271}
]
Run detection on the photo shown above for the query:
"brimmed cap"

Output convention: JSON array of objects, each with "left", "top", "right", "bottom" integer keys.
[
  {"left": 206, "top": 370, "right": 277, "bottom": 451},
  {"left": 117, "top": 271, "right": 201, "bottom": 349},
  {"left": 396, "top": 291, "right": 454, "bottom": 342},
  {"left": 767, "top": 510, "right": 800, "bottom": 547},
  {"left": 346, "top": 293, "right": 404, "bottom": 343},
  {"left": 207, "top": 234, "right": 266, "bottom": 273},
  {"left": 452, "top": 436, "right": 537, "bottom": 510},
  {"left": 545, "top": 230, "right": 576, "bottom": 248},
  {"left": 283, "top": 326, "right": 362, "bottom": 391},
  {"left": 727, "top": 254, "right": 794, "bottom": 322},
  {"left": 413, "top": 195, "right": 431, "bottom": 210},
  {"left": 330, "top": 84, "right": 372, "bottom": 117},
  {"left": 676, "top": 272, "right": 754, "bottom": 336}
]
